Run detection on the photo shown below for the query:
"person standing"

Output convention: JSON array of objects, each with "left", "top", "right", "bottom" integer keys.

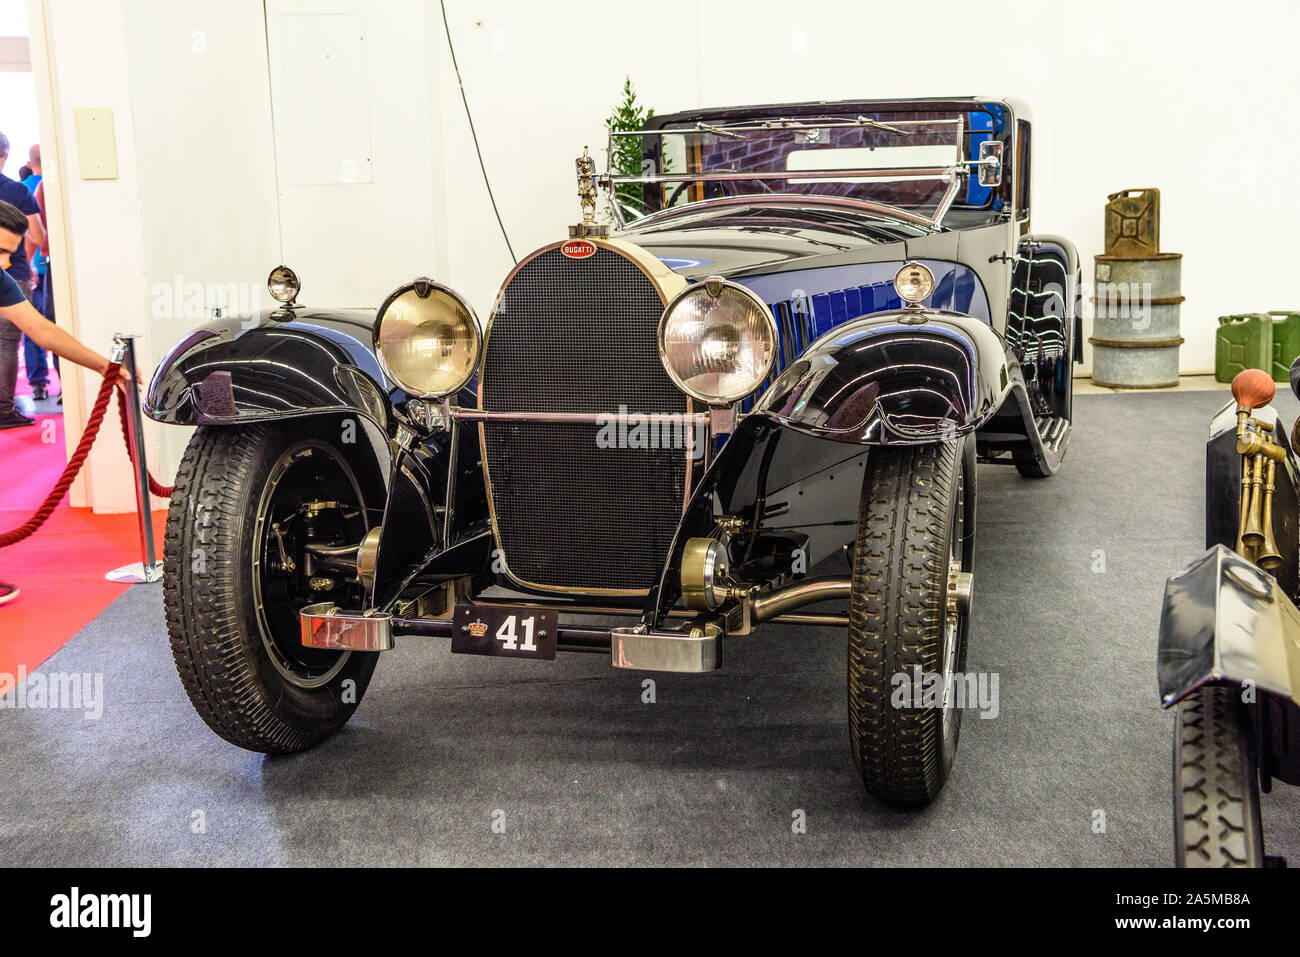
[
  {"left": 20, "top": 145, "right": 41, "bottom": 194},
  {"left": 22, "top": 146, "right": 53, "bottom": 400},
  {"left": 0, "top": 199, "right": 136, "bottom": 605},
  {"left": 0, "top": 131, "right": 46, "bottom": 428}
]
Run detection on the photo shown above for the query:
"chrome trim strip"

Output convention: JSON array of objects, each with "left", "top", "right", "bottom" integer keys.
[
  {"left": 609, "top": 117, "right": 961, "bottom": 137},
  {"left": 609, "top": 166, "right": 965, "bottom": 186}
]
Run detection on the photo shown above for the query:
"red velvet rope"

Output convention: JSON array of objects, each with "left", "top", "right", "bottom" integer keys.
[{"left": 0, "top": 362, "right": 172, "bottom": 550}]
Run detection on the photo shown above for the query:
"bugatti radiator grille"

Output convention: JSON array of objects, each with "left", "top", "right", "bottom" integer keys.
[{"left": 480, "top": 245, "right": 688, "bottom": 593}]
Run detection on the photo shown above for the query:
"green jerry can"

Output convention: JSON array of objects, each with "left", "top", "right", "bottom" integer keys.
[
  {"left": 1269, "top": 311, "right": 1300, "bottom": 383},
  {"left": 1215, "top": 314, "right": 1272, "bottom": 383}
]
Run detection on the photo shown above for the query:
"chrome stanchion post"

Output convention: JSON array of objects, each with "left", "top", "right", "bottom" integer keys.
[{"left": 106, "top": 334, "right": 164, "bottom": 584}]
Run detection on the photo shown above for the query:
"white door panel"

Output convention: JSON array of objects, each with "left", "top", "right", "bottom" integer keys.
[{"left": 266, "top": 0, "right": 440, "bottom": 307}]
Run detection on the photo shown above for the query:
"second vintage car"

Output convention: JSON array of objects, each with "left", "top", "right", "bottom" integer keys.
[
  {"left": 1159, "top": 368, "right": 1300, "bottom": 865},
  {"left": 146, "top": 96, "right": 1081, "bottom": 805}
]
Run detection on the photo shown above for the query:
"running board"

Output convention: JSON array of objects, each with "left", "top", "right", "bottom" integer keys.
[
  {"left": 977, "top": 412, "right": 1070, "bottom": 475},
  {"left": 1030, "top": 415, "right": 1071, "bottom": 473}
]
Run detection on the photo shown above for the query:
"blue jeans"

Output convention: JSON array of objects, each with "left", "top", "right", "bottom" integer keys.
[
  {"left": 0, "top": 277, "right": 33, "bottom": 415},
  {"left": 21, "top": 271, "right": 54, "bottom": 387}
]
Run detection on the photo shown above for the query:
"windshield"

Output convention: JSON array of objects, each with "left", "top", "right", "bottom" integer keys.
[{"left": 606, "top": 107, "right": 1003, "bottom": 227}]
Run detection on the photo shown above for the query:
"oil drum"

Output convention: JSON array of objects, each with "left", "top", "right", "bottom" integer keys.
[{"left": 1089, "top": 188, "right": 1183, "bottom": 388}]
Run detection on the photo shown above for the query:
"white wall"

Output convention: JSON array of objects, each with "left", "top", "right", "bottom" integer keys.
[
  {"left": 29, "top": 0, "right": 152, "bottom": 511},
  {"left": 30, "top": 0, "right": 1300, "bottom": 510},
  {"left": 430, "top": 0, "right": 1300, "bottom": 376}
]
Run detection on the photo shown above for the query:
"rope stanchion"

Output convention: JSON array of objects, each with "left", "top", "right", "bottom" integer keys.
[
  {"left": 0, "top": 363, "right": 122, "bottom": 549},
  {"left": 115, "top": 392, "right": 172, "bottom": 498}
]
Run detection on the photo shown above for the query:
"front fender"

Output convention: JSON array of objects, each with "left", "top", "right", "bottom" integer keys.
[
  {"left": 1158, "top": 544, "right": 1300, "bottom": 709},
  {"left": 145, "top": 308, "right": 393, "bottom": 429},
  {"left": 751, "top": 309, "right": 1011, "bottom": 444}
]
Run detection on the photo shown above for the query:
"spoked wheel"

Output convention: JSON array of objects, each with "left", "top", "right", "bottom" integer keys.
[
  {"left": 1174, "top": 685, "right": 1265, "bottom": 867},
  {"left": 163, "top": 420, "right": 383, "bottom": 753},
  {"left": 848, "top": 437, "right": 975, "bottom": 805}
]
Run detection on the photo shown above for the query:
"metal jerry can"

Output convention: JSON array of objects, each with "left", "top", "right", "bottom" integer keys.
[
  {"left": 1104, "top": 188, "right": 1160, "bottom": 259},
  {"left": 1215, "top": 314, "right": 1273, "bottom": 383}
]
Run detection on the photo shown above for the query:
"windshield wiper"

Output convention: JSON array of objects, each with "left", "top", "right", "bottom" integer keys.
[
  {"left": 694, "top": 122, "right": 745, "bottom": 141},
  {"left": 854, "top": 115, "right": 911, "bottom": 135}
]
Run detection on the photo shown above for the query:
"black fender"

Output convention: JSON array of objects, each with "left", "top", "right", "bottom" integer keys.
[
  {"left": 146, "top": 307, "right": 492, "bottom": 607},
  {"left": 1158, "top": 545, "right": 1300, "bottom": 709},
  {"left": 145, "top": 308, "right": 395, "bottom": 430},
  {"left": 1158, "top": 544, "right": 1300, "bottom": 785},
  {"left": 1009, "top": 234, "right": 1082, "bottom": 420},
  {"left": 643, "top": 413, "right": 981, "bottom": 629},
  {"left": 751, "top": 308, "right": 1014, "bottom": 444}
]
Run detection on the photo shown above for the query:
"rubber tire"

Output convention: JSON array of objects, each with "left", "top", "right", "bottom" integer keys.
[
  {"left": 162, "top": 422, "right": 379, "bottom": 754},
  {"left": 1174, "top": 685, "right": 1265, "bottom": 867},
  {"left": 848, "top": 438, "right": 973, "bottom": 806}
]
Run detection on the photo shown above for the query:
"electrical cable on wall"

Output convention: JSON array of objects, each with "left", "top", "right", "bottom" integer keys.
[{"left": 440, "top": 0, "right": 517, "bottom": 265}]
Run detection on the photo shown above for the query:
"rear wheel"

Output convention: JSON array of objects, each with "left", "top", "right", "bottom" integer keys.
[
  {"left": 848, "top": 438, "right": 974, "bottom": 805},
  {"left": 1174, "top": 685, "right": 1265, "bottom": 867},
  {"left": 162, "top": 420, "right": 381, "bottom": 753}
]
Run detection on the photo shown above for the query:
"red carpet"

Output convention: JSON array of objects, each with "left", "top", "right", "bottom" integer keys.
[{"left": 0, "top": 411, "right": 166, "bottom": 678}]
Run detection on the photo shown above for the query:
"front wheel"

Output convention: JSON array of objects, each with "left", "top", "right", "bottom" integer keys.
[
  {"left": 162, "top": 420, "right": 382, "bottom": 754},
  {"left": 848, "top": 437, "right": 975, "bottom": 805},
  {"left": 1174, "top": 685, "right": 1265, "bottom": 867}
]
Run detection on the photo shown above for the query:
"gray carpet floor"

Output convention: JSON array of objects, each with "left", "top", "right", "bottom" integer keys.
[{"left": 4, "top": 389, "right": 1299, "bottom": 867}]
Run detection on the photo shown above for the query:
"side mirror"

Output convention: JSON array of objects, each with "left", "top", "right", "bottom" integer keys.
[{"left": 977, "top": 140, "right": 1003, "bottom": 188}]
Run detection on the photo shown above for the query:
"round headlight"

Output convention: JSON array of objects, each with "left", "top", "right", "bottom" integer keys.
[
  {"left": 268, "top": 265, "right": 300, "bottom": 304},
  {"left": 659, "top": 278, "right": 778, "bottom": 404},
  {"left": 894, "top": 261, "right": 934, "bottom": 305},
  {"left": 374, "top": 279, "right": 481, "bottom": 398}
]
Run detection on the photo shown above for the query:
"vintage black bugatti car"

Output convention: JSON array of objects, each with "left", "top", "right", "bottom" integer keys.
[{"left": 146, "top": 96, "right": 1081, "bottom": 805}]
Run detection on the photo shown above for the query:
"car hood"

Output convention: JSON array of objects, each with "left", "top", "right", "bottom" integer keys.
[{"left": 615, "top": 201, "right": 939, "bottom": 281}]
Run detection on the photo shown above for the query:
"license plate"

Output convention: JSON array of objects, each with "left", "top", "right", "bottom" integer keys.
[{"left": 451, "top": 605, "right": 558, "bottom": 661}]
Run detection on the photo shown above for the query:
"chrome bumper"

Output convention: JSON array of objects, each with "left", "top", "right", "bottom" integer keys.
[
  {"left": 298, "top": 604, "right": 722, "bottom": 672},
  {"left": 610, "top": 624, "right": 721, "bottom": 673},
  {"left": 299, "top": 602, "right": 394, "bottom": 651}
]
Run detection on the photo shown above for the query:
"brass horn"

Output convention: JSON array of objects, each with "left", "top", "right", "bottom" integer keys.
[
  {"left": 1240, "top": 454, "right": 1266, "bottom": 551},
  {"left": 1231, "top": 370, "right": 1285, "bottom": 572},
  {"left": 1256, "top": 457, "right": 1285, "bottom": 571}
]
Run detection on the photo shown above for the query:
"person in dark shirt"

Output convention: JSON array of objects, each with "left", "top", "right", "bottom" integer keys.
[
  {"left": 0, "top": 131, "right": 47, "bottom": 425},
  {"left": 0, "top": 199, "right": 135, "bottom": 606}
]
